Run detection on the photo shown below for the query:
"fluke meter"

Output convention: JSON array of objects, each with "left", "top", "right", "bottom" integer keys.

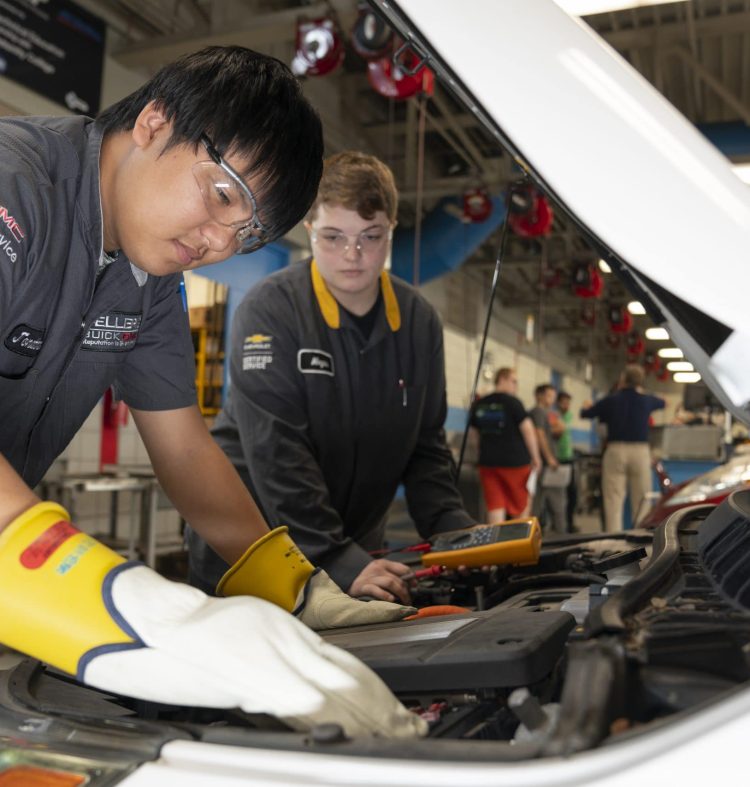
[{"left": 422, "top": 518, "right": 542, "bottom": 569}]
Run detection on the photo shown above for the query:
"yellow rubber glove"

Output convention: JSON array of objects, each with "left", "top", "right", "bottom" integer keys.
[
  {"left": 216, "top": 526, "right": 416, "bottom": 629},
  {"left": 0, "top": 502, "right": 427, "bottom": 738},
  {"left": 0, "top": 500, "right": 132, "bottom": 675}
]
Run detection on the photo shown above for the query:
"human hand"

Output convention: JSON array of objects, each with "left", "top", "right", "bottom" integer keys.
[
  {"left": 349, "top": 559, "right": 413, "bottom": 604},
  {"left": 0, "top": 503, "right": 427, "bottom": 738},
  {"left": 216, "top": 528, "right": 414, "bottom": 628}
]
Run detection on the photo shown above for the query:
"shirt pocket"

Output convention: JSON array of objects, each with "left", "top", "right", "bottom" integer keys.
[{"left": 0, "top": 367, "right": 40, "bottom": 457}]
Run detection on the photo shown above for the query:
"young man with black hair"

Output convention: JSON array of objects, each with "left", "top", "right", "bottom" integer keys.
[
  {"left": 188, "top": 151, "right": 475, "bottom": 605},
  {"left": 0, "top": 47, "right": 425, "bottom": 739}
]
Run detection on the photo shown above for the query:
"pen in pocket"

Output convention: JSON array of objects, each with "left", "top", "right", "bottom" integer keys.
[
  {"left": 398, "top": 378, "right": 407, "bottom": 407},
  {"left": 178, "top": 279, "right": 188, "bottom": 312}
]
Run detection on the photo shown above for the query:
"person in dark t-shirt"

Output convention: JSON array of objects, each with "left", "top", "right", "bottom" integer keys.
[{"left": 470, "top": 368, "right": 541, "bottom": 522}]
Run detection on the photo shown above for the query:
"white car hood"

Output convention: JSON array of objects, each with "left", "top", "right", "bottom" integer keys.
[{"left": 377, "top": 0, "right": 750, "bottom": 423}]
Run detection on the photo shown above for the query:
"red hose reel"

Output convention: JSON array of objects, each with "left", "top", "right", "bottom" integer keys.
[{"left": 507, "top": 186, "right": 554, "bottom": 238}]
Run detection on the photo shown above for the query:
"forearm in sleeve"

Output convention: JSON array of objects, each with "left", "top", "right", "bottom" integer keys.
[
  {"left": 0, "top": 454, "right": 40, "bottom": 532},
  {"left": 520, "top": 418, "right": 541, "bottom": 465},
  {"left": 403, "top": 436, "right": 476, "bottom": 537},
  {"left": 233, "top": 390, "right": 373, "bottom": 590}
]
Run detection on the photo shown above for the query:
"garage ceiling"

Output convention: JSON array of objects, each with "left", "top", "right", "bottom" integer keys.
[{"left": 86, "top": 0, "right": 749, "bottom": 365}]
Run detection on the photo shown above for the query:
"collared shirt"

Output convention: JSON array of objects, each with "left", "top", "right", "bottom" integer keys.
[
  {"left": 0, "top": 115, "right": 196, "bottom": 486},
  {"left": 189, "top": 258, "right": 473, "bottom": 591},
  {"left": 98, "top": 248, "right": 148, "bottom": 287},
  {"left": 580, "top": 387, "right": 665, "bottom": 442}
]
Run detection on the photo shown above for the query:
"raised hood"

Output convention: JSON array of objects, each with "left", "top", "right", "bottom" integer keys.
[{"left": 373, "top": 0, "right": 750, "bottom": 424}]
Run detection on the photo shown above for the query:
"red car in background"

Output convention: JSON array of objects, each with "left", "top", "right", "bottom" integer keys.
[{"left": 641, "top": 445, "right": 750, "bottom": 528}]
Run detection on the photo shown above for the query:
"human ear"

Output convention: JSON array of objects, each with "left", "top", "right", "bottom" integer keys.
[{"left": 131, "top": 100, "right": 171, "bottom": 150}]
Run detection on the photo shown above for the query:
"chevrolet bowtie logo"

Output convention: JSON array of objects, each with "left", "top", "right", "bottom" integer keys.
[{"left": 245, "top": 334, "right": 272, "bottom": 344}]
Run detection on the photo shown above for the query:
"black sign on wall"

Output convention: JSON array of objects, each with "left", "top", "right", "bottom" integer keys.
[{"left": 0, "top": 0, "right": 105, "bottom": 115}]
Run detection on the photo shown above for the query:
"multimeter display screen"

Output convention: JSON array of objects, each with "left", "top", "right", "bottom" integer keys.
[{"left": 432, "top": 523, "right": 531, "bottom": 552}]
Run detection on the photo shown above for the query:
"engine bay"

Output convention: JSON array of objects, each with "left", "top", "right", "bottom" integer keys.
[{"left": 3, "top": 491, "right": 750, "bottom": 764}]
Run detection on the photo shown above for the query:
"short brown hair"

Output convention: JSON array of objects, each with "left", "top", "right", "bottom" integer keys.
[
  {"left": 307, "top": 151, "right": 398, "bottom": 223},
  {"left": 494, "top": 367, "right": 515, "bottom": 386},
  {"left": 623, "top": 364, "right": 645, "bottom": 387}
]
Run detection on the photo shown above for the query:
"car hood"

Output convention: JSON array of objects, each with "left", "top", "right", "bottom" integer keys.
[{"left": 374, "top": 0, "right": 750, "bottom": 424}]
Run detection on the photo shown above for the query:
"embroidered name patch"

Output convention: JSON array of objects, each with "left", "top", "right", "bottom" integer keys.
[
  {"left": 298, "top": 349, "right": 334, "bottom": 376},
  {"left": 5, "top": 324, "right": 44, "bottom": 357},
  {"left": 81, "top": 312, "right": 142, "bottom": 352}
]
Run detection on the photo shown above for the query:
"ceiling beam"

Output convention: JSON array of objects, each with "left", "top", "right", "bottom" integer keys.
[
  {"left": 364, "top": 111, "right": 481, "bottom": 135},
  {"left": 398, "top": 174, "right": 509, "bottom": 201},
  {"left": 430, "top": 90, "right": 488, "bottom": 173},
  {"left": 599, "top": 10, "right": 750, "bottom": 51},
  {"left": 111, "top": 3, "right": 333, "bottom": 67},
  {"left": 668, "top": 45, "right": 750, "bottom": 125}
]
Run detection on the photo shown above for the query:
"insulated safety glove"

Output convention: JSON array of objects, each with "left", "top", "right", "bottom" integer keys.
[
  {"left": 0, "top": 502, "right": 426, "bottom": 738},
  {"left": 217, "top": 526, "right": 416, "bottom": 629}
]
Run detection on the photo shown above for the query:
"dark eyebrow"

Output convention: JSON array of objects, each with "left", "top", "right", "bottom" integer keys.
[{"left": 318, "top": 224, "right": 387, "bottom": 232}]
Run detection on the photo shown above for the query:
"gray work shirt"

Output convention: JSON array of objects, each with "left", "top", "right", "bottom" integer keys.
[
  {"left": 188, "top": 259, "right": 473, "bottom": 592},
  {"left": 0, "top": 116, "right": 196, "bottom": 487},
  {"left": 529, "top": 405, "right": 554, "bottom": 466}
]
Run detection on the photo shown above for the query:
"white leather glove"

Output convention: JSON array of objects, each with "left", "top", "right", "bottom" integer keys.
[
  {"left": 296, "top": 569, "right": 415, "bottom": 630},
  {"left": 0, "top": 503, "right": 427, "bottom": 739},
  {"left": 86, "top": 566, "right": 426, "bottom": 737},
  {"left": 217, "top": 527, "right": 415, "bottom": 630}
]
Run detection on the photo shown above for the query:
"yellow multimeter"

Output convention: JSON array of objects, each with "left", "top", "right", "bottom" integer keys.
[{"left": 421, "top": 518, "right": 542, "bottom": 569}]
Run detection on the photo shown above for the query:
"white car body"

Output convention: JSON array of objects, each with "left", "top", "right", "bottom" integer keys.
[
  {"left": 118, "top": 2, "right": 750, "bottom": 782},
  {"left": 3, "top": 3, "right": 747, "bottom": 785}
]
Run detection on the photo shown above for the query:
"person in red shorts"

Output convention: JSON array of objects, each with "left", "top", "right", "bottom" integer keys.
[{"left": 469, "top": 368, "right": 542, "bottom": 522}]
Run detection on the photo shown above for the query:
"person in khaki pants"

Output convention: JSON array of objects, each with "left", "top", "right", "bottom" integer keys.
[{"left": 580, "top": 365, "right": 665, "bottom": 532}]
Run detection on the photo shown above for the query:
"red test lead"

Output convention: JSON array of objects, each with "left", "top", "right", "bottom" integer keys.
[{"left": 402, "top": 565, "right": 446, "bottom": 582}]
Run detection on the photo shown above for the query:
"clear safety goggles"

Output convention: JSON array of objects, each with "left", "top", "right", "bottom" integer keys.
[
  {"left": 192, "top": 134, "right": 268, "bottom": 254},
  {"left": 311, "top": 227, "right": 392, "bottom": 255}
]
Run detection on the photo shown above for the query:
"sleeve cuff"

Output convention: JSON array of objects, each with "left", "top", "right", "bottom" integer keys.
[
  {"left": 316, "top": 542, "right": 373, "bottom": 594},
  {"left": 430, "top": 509, "right": 477, "bottom": 535}
]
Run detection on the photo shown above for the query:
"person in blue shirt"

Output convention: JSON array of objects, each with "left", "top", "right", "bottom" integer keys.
[{"left": 580, "top": 365, "right": 665, "bottom": 532}]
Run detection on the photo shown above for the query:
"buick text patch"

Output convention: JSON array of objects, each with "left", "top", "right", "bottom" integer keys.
[
  {"left": 298, "top": 349, "right": 334, "bottom": 377},
  {"left": 81, "top": 312, "right": 142, "bottom": 352},
  {"left": 5, "top": 324, "right": 44, "bottom": 357}
]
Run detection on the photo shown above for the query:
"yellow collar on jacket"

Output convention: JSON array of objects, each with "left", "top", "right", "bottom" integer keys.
[{"left": 310, "top": 259, "right": 401, "bottom": 332}]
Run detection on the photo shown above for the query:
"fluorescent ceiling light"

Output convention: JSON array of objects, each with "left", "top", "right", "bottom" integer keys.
[
  {"left": 667, "top": 361, "right": 694, "bottom": 372},
  {"left": 733, "top": 163, "right": 750, "bottom": 184},
  {"left": 645, "top": 327, "right": 669, "bottom": 340},
  {"left": 627, "top": 301, "right": 646, "bottom": 315},
  {"left": 674, "top": 372, "right": 702, "bottom": 384},
  {"left": 554, "top": 0, "right": 687, "bottom": 15},
  {"left": 525, "top": 313, "right": 535, "bottom": 343},
  {"left": 658, "top": 347, "right": 684, "bottom": 358},
  {"left": 598, "top": 258, "right": 611, "bottom": 273}
]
